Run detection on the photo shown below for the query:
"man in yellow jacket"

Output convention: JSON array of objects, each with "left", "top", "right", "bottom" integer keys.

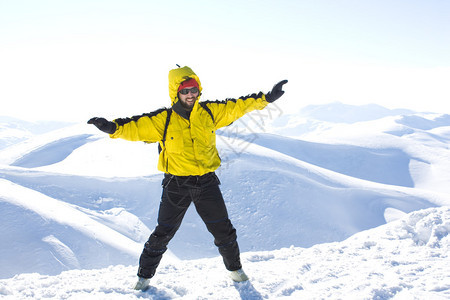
[{"left": 88, "top": 66, "right": 287, "bottom": 290}]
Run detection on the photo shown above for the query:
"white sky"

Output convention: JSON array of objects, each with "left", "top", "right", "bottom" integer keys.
[{"left": 1, "top": 0, "right": 450, "bottom": 122}]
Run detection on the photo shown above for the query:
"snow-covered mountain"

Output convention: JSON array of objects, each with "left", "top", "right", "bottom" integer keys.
[
  {"left": 0, "top": 116, "right": 74, "bottom": 150},
  {"left": 0, "top": 103, "right": 449, "bottom": 299}
]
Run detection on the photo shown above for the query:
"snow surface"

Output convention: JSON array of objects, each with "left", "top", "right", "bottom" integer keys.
[
  {"left": 0, "top": 207, "right": 448, "bottom": 299},
  {"left": 0, "top": 103, "right": 449, "bottom": 299}
]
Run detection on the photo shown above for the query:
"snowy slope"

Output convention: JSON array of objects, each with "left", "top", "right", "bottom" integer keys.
[
  {"left": 0, "top": 206, "right": 448, "bottom": 299},
  {"left": 0, "top": 178, "right": 155, "bottom": 277},
  {"left": 0, "top": 116, "right": 73, "bottom": 150},
  {"left": 0, "top": 103, "right": 449, "bottom": 298}
]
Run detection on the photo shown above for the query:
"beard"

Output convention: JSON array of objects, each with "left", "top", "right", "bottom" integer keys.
[{"left": 180, "top": 97, "right": 197, "bottom": 110}]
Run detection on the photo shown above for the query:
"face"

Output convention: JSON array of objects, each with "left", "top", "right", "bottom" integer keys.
[{"left": 178, "top": 87, "right": 199, "bottom": 110}]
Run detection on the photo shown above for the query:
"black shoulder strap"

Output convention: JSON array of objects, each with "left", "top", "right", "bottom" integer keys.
[
  {"left": 158, "top": 108, "right": 172, "bottom": 153},
  {"left": 199, "top": 102, "right": 215, "bottom": 123}
]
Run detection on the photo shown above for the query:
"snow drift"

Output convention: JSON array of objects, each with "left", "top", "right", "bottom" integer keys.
[
  {"left": 0, "top": 103, "right": 449, "bottom": 298},
  {"left": 0, "top": 206, "right": 448, "bottom": 299}
]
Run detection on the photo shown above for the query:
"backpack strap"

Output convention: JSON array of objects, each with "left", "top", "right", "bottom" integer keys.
[
  {"left": 199, "top": 102, "right": 215, "bottom": 124},
  {"left": 158, "top": 108, "right": 172, "bottom": 153}
]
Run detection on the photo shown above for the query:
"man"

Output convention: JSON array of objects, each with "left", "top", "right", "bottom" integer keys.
[{"left": 88, "top": 66, "right": 287, "bottom": 290}]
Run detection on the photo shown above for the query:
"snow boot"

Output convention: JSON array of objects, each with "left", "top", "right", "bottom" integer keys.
[
  {"left": 133, "top": 277, "right": 150, "bottom": 291},
  {"left": 229, "top": 268, "right": 249, "bottom": 282}
]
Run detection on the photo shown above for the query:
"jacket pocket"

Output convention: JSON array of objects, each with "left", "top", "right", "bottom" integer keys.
[
  {"left": 165, "top": 130, "right": 184, "bottom": 154},
  {"left": 200, "top": 127, "right": 216, "bottom": 150},
  {"left": 208, "top": 129, "right": 216, "bottom": 146}
]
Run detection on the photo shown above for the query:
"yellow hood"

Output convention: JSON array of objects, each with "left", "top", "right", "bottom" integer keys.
[{"left": 168, "top": 66, "right": 203, "bottom": 106}]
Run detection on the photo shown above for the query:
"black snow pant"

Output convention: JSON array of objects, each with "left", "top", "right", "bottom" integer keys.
[{"left": 137, "top": 172, "right": 242, "bottom": 279}]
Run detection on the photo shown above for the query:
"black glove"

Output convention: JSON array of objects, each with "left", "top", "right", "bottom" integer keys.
[
  {"left": 87, "top": 117, "right": 117, "bottom": 134},
  {"left": 265, "top": 80, "right": 288, "bottom": 103}
]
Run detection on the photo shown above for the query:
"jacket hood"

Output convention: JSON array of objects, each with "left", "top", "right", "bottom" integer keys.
[{"left": 168, "top": 66, "right": 203, "bottom": 106}]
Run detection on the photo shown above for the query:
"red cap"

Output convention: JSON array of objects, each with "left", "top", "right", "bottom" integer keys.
[{"left": 178, "top": 78, "right": 199, "bottom": 92}]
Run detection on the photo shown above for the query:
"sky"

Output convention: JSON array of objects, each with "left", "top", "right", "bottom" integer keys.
[{"left": 1, "top": 0, "right": 450, "bottom": 122}]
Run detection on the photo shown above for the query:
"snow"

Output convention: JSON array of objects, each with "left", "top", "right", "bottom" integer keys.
[
  {"left": 0, "top": 207, "right": 448, "bottom": 299},
  {"left": 0, "top": 103, "right": 449, "bottom": 299}
]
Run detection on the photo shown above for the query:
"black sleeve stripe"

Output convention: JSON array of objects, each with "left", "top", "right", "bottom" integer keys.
[
  {"left": 114, "top": 107, "right": 168, "bottom": 126},
  {"left": 202, "top": 92, "right": 264, "bottom": 105},
  {"left": 201, "top": 99, "right": 229, "bottom": 105},
  {"left": 239, "top": 92, "right": 264, "bottom": 101}
]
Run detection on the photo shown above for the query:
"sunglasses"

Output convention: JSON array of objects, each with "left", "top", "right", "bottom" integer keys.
[{"left": 179, "top": 87, "right": 199, "bottom": 95}]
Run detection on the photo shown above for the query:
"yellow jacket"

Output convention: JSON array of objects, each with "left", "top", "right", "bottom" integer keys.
[{"left": 110, "top": 66, "right": 269, "bottom": 176}]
